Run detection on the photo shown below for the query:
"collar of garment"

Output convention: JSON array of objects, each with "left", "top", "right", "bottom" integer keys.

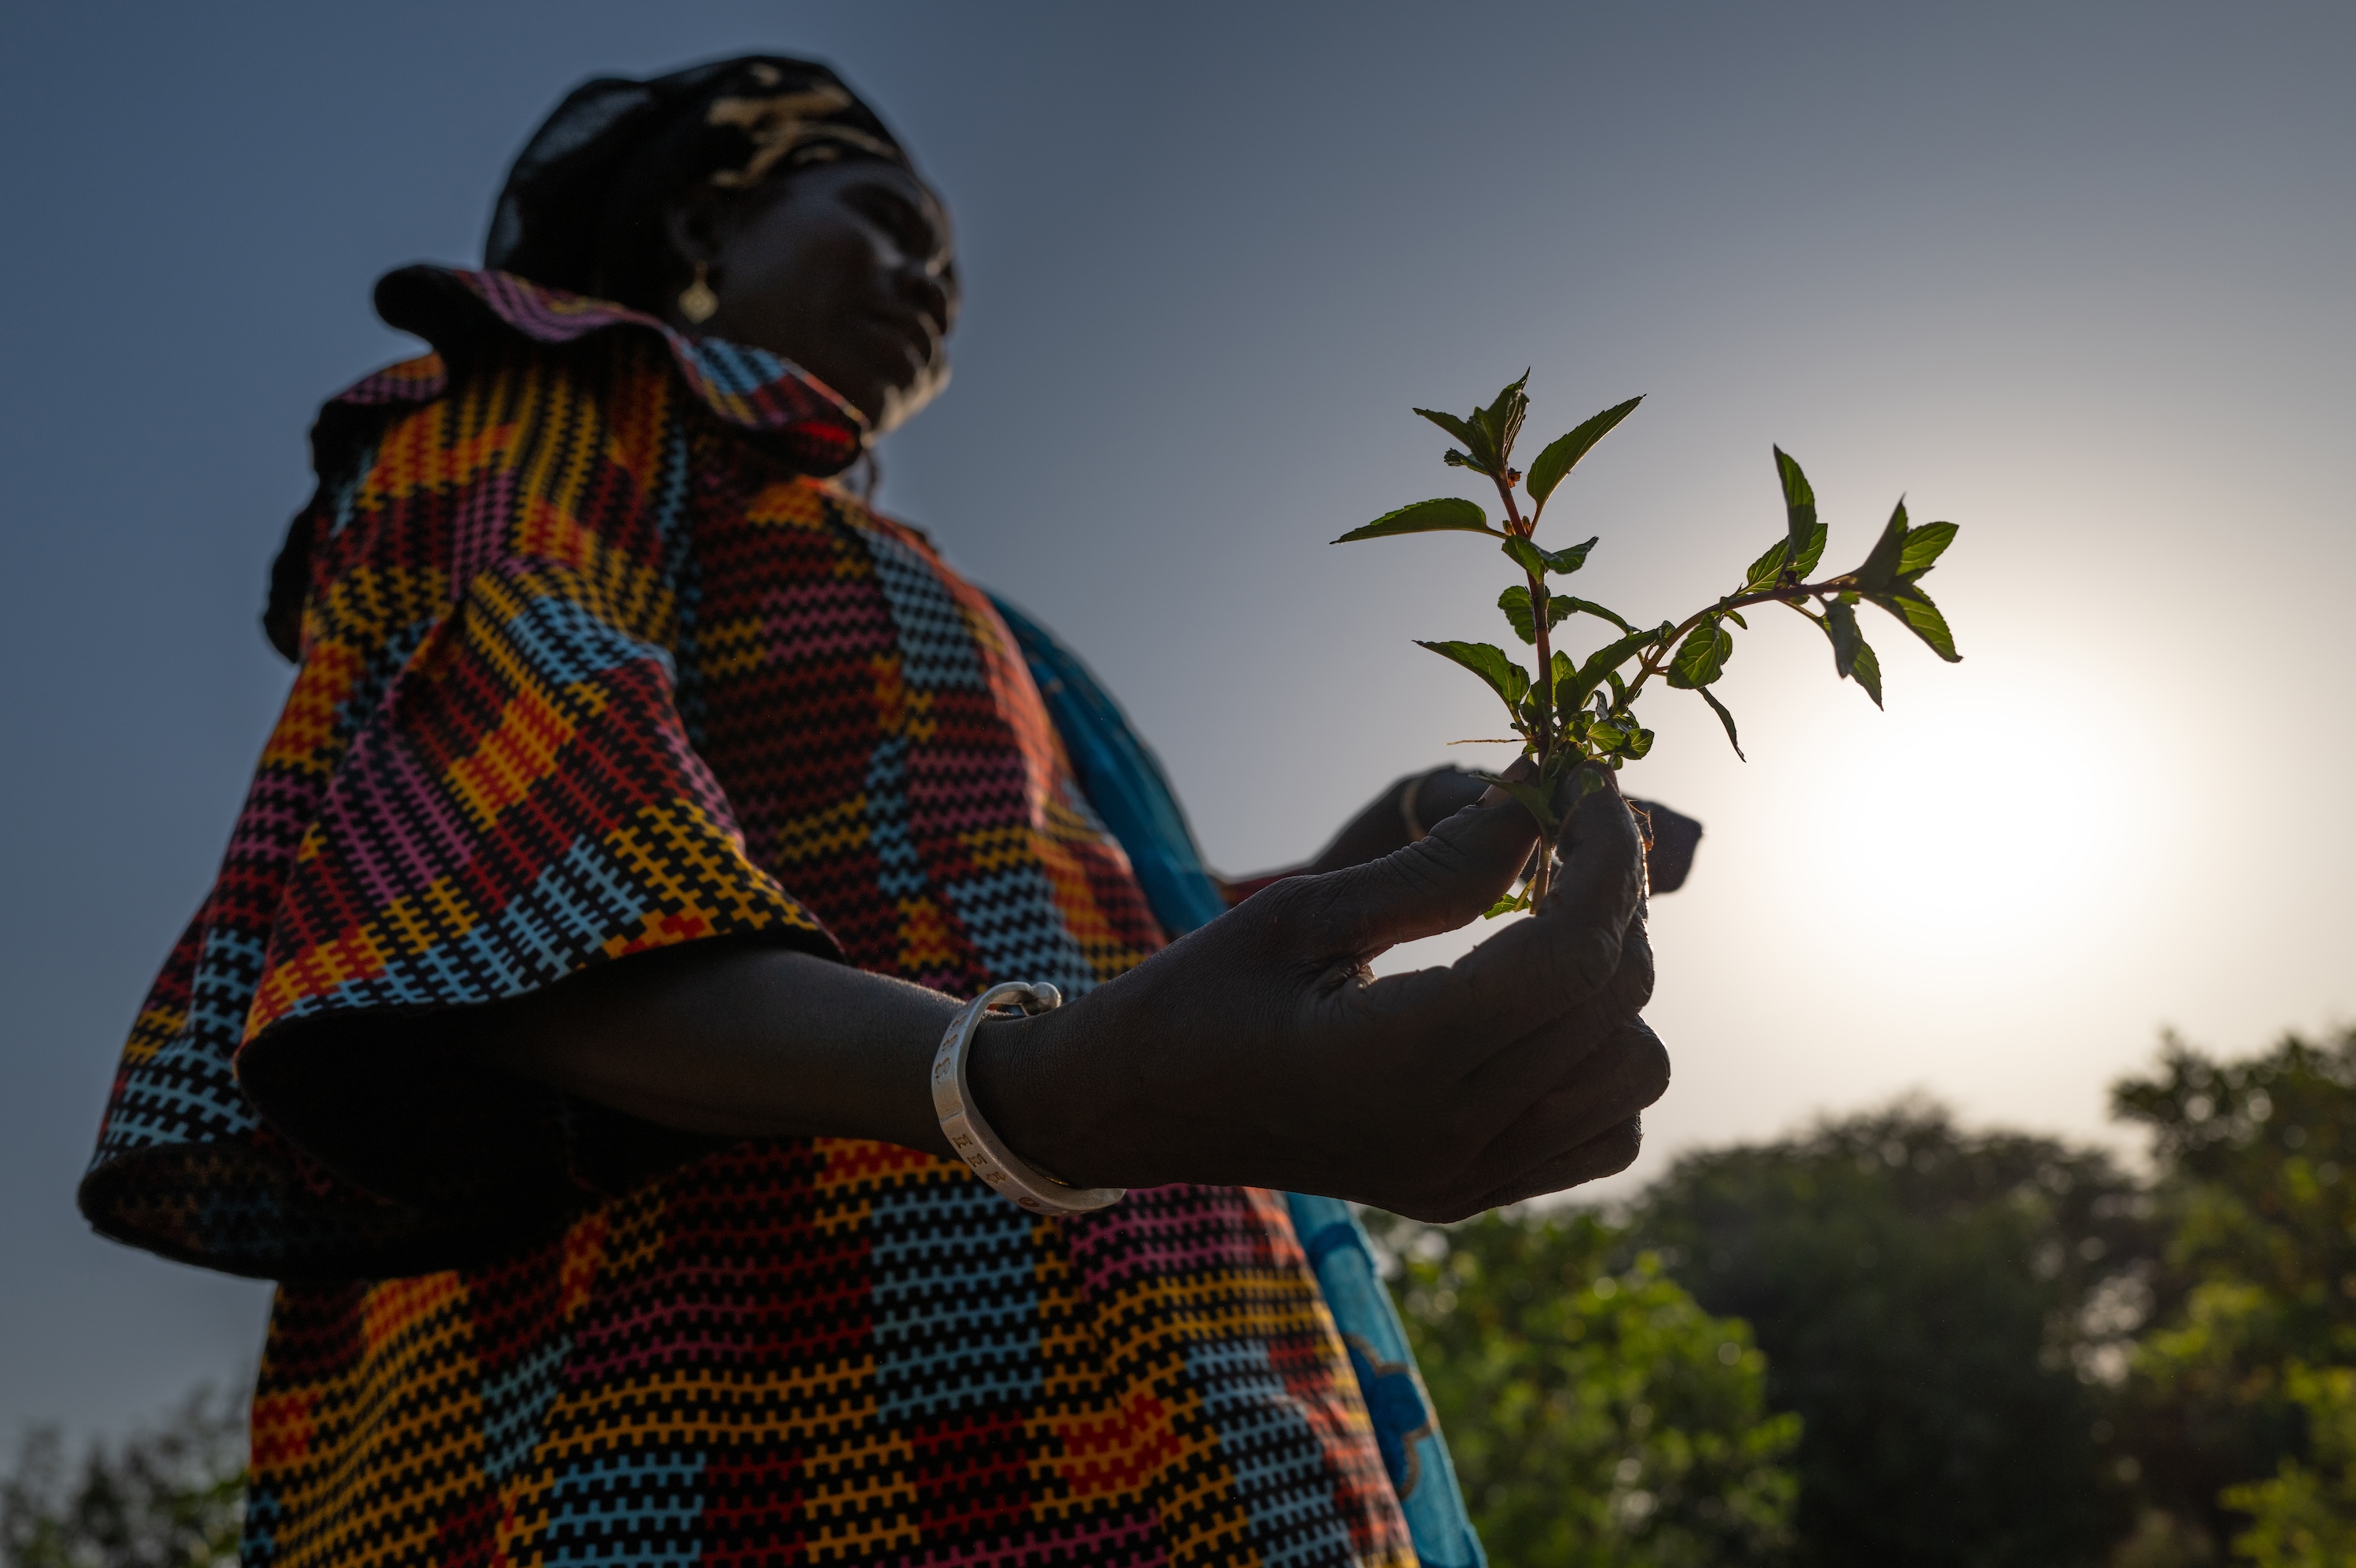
[{"left": 340, "top": 265, "right": 869, "bottom": 476}]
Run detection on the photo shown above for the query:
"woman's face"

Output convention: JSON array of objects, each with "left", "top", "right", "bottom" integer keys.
[{"left": 670, "top": 161, "right": 959, "bottom": 436}]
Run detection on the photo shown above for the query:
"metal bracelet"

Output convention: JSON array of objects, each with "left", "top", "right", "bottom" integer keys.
[{"left": 930, "top": 981, "right": 1127, "bottom": 1217}]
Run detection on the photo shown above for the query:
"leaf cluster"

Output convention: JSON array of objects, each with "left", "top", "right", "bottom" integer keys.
[
  {"left": 1628, "top": 1101, "right": 2154, "bottom": 1566},
  {"left": 1374, "top": 1206, "right": 1801, "bottom": 1566},
  {"left": 2106, "top": 1028, "right": 2356, "bottom": 1559},
  {"left": 1337, "top": 374, "right": 1964, "bottom": 912},
  {"left": 1, "top": 1385, "right": 246, "bottom": 1568}
]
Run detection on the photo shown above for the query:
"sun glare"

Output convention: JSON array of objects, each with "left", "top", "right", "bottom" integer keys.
[{"left": 1780, "top": 677, "right": 2171, "bottom": 965}]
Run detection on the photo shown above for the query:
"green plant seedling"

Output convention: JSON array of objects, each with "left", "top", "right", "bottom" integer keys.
[{"left": 1336, "top": 374, "right": 1963, "bottom": 912}]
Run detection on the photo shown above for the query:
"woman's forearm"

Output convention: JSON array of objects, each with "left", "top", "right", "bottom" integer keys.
[{"left": 485, "top": 943, "right": 967, "bottom": 1158}]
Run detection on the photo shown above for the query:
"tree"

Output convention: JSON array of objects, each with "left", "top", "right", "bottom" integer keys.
[
  {"left": 1628, "top": 1099, "right": 2155, "bottom": 1568},
  {"left": 0, "top": 1387, "right": 244, "bottom": 1568},
  {"left": 2110, "top": 1028, "right": 2356, "bottom": 1562},
  {"left": 2219, "top": 1365, "right": 2356, "bottom": 1566},
  {"left": 1377, "top": 1206, "right": 1801, "bottom": 1566}
]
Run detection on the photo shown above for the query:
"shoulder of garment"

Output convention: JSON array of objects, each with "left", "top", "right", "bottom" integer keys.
[{"left": 265, "top": 265, "right": 871, "bottom": 659}]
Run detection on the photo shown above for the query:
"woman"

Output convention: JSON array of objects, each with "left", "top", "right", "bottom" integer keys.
[{"left": 81, "top": 57, "right": 1670, "bottom": 1568}]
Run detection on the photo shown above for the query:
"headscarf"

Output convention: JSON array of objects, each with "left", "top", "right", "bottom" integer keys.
[{"left": 485, "top": 55, "right": 916, "bottom": 304}]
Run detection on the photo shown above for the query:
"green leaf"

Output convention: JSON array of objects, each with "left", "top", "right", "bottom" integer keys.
[
  {"left": 1334, "top": 497, "right": 1495, "bottom": 543},
  {"left": 1791, "top": 520, "right": 1828, "bottom": 579},
  {"left": 1850, "top": 638, "right": 1883, "bottom": 707},
  {"left": 1498, "top": 585, "right": 1577, "bottom": 645},
  {"left": 1854, "top": 499, "right": 1911, "bottom": 592},
  {"left": 1500, "top": 535, "right": 1548, "bottom": 579},
  {"left": 1414, "top": 406, "right": 1482, "bottom": 451},
  {"left": 1824, "top": 601, "right": 1884, "bottom": 707},
  {"left": 1560, "top": 627, "right": 1659, "bottom": 712},
  {"left": 1560, "top": 596, "right": 1634, "bottom": 633},
  {"left": 1664, "top": 619, "right": 1734, "bottom": 689},
  {"left": 1623, "top": 726, "right": 1655, "bottom": 759},
  {"left": 1502, "top": 534, "right": 1598, "bottom": 579},
  {"left": 1418, "top": 639, "right": 1532, "bottom": 709},
  {"left": 1542, "top": 536, "right": 1600, "bottom": 574},
  {"left": 1868, "top": 583, "right": 1963, "bottom": 662},
  {"left": 1473, "top": 371, "right": 1531, "bottom": 469},
  {"left": 1748, "top": 519, "right": 1829, "bottom": 587},
  {"left": 1482, "top": 893, "right": 1529, "bottom": 919},
  {"left": 1743, "top": 535, "right": 1789, "bottom": 588},
  {"left": 1897, "top": 521, "right": 1958, "bottom": 579},
  {"left": 1417, "top": 408, "right": 1498, "bottom": 474},
  {"left": 1724, "top": 609, "right": 1748, "bottom": 629},
  {"left": 1698, "top": 686, "right": 1745, "bottom": 760},
  {"left": 1524, "top": 396, "right": 1644, "bottom": 510},
  {"left": 1775, "top": 447, "right": 1818, "bottom": 567},
  {"left": 1472, "top": 770, "right": 1560, "bottom": 838}
]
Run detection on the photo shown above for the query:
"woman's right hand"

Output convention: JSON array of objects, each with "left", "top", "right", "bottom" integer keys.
[{"left": 979, "top": 777, "right": 1666, "bottom": 1221}]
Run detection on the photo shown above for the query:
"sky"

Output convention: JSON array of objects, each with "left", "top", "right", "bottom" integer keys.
[{"left": 2, "top": 1, "right": 2350, "bottom": 1441}]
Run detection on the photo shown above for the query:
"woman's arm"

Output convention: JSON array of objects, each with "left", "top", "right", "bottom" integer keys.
[
  {"left": 487, "top": 777, "right": 1664, "bottom": 1220},
  {"left": 486, "top": 942, "right": 968, "bottom": 1157}
]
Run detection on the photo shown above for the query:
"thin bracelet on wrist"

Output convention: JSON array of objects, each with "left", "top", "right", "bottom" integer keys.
[{"left": 931, "top": 981, "right": 1126, "bottom": 1217}]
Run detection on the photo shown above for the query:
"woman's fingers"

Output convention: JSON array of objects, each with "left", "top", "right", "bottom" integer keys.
[
  {"left": 1283, "top": 786, "right": 1542, "bottom": 960},
  {"left": 1430, "top": 780, "right": 1647, "bottom": 1043},
  {"left": 1454, "top": 919, "right": 1654, "bottom": 1106},
  {"left": 1457, "top": 1116, "right": 1648, "bottom": 1215},
  {"left": 1357, "top": 777, "right": 1644, "bottom": 1059},
  {"left": 1400, "top": 1018, "right": 1668, "bottom": 1219}
]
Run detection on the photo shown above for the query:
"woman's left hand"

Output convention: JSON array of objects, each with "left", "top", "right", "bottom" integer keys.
[{"left": 1304, "top": 768, "right": 1492, "bottom": 875}]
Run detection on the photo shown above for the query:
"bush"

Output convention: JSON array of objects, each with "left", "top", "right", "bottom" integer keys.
[
  {"left": 1377, "top": 1207, "right": 1801, "bottom": 1566},
  {"left": 0, "top": 1387, "right": 244, "bottom": 1568},
  {"left": 2113, "top": 1028, "right": 2356, "bottom": 1561},
  {"left": 1628, "top": 1099, "right": 2155, "bottom": 1567}
]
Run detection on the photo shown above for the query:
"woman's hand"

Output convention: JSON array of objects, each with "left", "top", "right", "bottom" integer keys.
[
  {"left": 1294, "top": 766, "right": 1494, "bottom": 875},
  {"left": 978, "top": 777, "right": 1665, "bottom": 1220}
]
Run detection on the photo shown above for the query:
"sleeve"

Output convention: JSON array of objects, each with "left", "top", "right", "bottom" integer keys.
[{"left": 80, "top": 336, "right": 838, "bottom": 1278}]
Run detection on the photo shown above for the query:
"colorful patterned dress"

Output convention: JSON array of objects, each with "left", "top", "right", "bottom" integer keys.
[{"left": 79, "top": 269, "right": 1472, "bottom": 1567}]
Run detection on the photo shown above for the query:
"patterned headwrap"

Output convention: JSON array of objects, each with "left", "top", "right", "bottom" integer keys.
[{"left": 486, "top": 55, "right": 915, "bottom": 302}]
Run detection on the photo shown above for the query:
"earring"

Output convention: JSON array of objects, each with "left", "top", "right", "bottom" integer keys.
[{"left": 678, "top": 262, "right": 719, "bottom": 324}]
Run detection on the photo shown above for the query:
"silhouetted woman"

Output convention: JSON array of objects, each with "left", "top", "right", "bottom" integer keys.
[{"left": 82, "top": 56, "right": 1671, "bottom": 1567}]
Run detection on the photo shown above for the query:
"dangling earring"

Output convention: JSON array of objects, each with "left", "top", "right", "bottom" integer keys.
[{"left": 678, "top": 261, "right": 719, "bottom": 324}]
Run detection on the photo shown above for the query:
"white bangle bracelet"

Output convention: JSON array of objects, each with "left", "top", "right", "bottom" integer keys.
[{"left": 930, "top": 981, "right": 1127, "bottom": 1217}]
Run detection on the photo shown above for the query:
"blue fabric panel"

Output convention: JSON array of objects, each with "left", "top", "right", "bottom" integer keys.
[
  {"left": 1287, "top": 1193, "right": 1487, "bottom": 1568},
  {"left": 988, "top": 597, "right": 1230, "bottom": 937}
]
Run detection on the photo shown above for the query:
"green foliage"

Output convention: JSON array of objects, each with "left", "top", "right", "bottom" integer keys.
[
  {"left": 2222, "top": 1365, "right": 2356, "bottom": 1566},
  {"left": 1374, "top": 1208, "right": 1800, "bottom": 1566},
  {"left": 1337, "top": 375, "right": 1963, "bottom": 910},
  {"left": 1499, "top": 584, "right": 1579, "bottom": 644},
  {"left": 2108, "top": 1029, "right": 2356, "bottom": 1559},
  {"left": 1629, "top": 1101, "right": 2154, "bottom": 1568},
  {"left": 1527, "top": 397, "right": 1645, "bottom": 510},
  {"left": 1333, "top": 496, "right": 1498, "bottom": 543},
  {"left": 1, "top": 1388, "right": 244, "bottom": 1568}
]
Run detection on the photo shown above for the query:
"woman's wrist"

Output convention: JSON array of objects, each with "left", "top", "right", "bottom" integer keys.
[{"left": 960, "top": 1001, "right": 1131, "bottom": 1190}]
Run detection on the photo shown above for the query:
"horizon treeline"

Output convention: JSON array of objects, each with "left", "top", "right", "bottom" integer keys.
[{"left": 8, "top": 1027, "right": 2352, "bottom": 1568}]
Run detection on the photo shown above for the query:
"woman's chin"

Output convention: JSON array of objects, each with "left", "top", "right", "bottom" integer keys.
[{"left": 868, "top": 363, "right": 950, "bottom": 437}]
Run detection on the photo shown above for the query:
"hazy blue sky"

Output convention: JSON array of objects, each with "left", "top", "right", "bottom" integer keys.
[{"left": 3, "top": 2, "right": 2350, "bottom": 1439}]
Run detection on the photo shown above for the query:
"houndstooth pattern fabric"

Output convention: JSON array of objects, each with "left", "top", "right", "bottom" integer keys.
[{"left": 79, "top": 269, "right": 1417, "bottom": 1567}]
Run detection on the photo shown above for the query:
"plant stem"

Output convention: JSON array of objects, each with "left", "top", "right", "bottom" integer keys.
[
  {"left": 1619, "top": 576, "right": 1858, "bottom": 707},
  {"left": 1493, "top": 470, "right": 1555, "bottom": 906}
]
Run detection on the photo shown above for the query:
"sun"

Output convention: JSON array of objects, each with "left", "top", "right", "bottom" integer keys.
[{"left": 1780, "top": 675, "right": 2171, "bottom": 962}]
